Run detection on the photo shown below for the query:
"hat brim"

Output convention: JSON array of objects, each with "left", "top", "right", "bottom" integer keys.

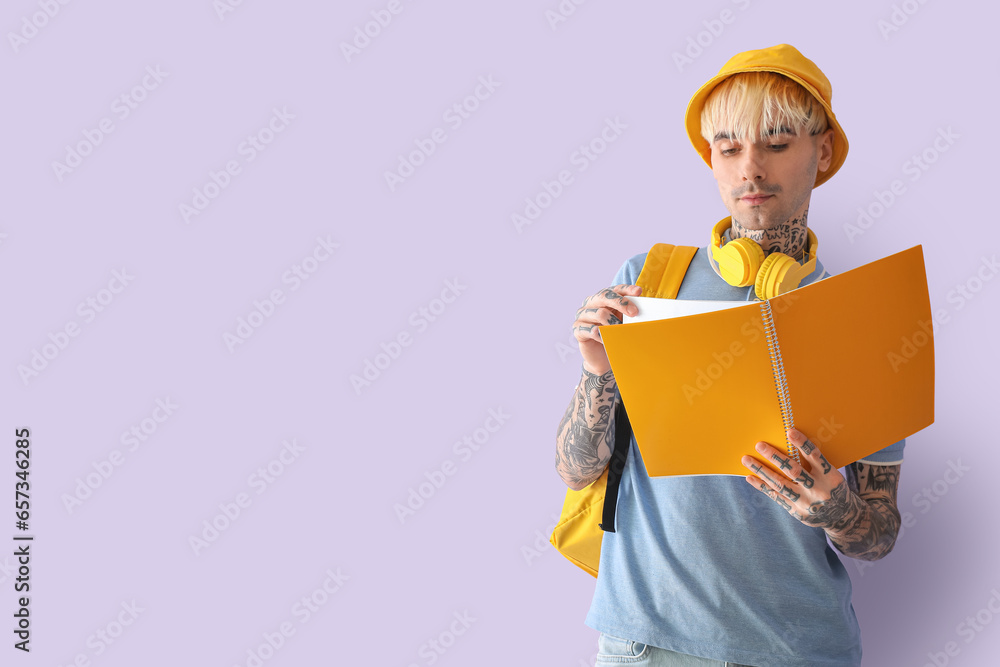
[{"left": 684, "top": 66, "right": 848, "bottom": 188}]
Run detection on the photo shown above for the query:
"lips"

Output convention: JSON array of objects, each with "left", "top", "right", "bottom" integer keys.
[{"left": 741, "top": 195, "right": 772, "bottom": 205}]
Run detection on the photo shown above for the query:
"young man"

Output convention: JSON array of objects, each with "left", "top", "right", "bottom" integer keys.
[{"left": 555, "top": 44, "right": 904, "bottom": 666}]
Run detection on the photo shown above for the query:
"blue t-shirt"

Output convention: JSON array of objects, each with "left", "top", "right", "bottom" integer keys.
[{"left": 585, "top": 244, "right": 905, "bottom": 666}]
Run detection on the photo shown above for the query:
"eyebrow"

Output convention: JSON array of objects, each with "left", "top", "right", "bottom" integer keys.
[{"left": 712, "top": 126, "right": 797, "bottom": 142}]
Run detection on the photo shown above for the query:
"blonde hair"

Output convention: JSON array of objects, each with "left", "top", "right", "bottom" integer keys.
[{"left": 700, "top": 71, "right": 828, "bottom": 146}]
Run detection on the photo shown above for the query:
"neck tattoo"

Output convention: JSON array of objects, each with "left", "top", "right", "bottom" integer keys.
[{"left": 731, "top": 208, "right": 809, "bottom": 259}]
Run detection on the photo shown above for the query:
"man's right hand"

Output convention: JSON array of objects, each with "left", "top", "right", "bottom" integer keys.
[{"left": 572, "top": 284, "right": 642, "bottom": 375}]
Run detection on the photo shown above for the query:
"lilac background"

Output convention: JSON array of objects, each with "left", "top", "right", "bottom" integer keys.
[{"left": 2, "top": 0, "right": 996, "bottom": 665}]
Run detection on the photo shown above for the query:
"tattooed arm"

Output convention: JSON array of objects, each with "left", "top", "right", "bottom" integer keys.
[
  {"left": 742, "top": 428, "right": 902, "bottom": 561},
  {"left": 555, "top": 368, "right": 619, "bottom": 491},
  {"left": 555, "top": 283, "right": 641, "bottom": 491},
  {"left": 823, "top": 462, "right": 901, "bottom": 561}
]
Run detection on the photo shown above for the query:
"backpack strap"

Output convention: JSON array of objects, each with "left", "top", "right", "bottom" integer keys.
[
  {"left": 599, "top": 399, "right": 631, "bottom": 533},
  {"left": 599, "top": 243, "right": 698, "bottom": 533},
  {"left": 636, "top": 244, "right": 698, "bottom": 299}
]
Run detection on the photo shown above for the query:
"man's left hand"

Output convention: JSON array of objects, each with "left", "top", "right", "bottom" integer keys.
[{"left": 741, "top": 427, "right": 859, "bottom": 531}]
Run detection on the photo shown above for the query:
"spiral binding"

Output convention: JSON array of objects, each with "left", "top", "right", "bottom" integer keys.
[{"left": 759, "top": 300, "right": 799, "bottom": 464}]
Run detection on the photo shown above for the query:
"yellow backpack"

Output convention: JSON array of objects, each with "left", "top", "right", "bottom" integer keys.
[{"left": 549, "top": 243, "right": 698, "bottom": 577}]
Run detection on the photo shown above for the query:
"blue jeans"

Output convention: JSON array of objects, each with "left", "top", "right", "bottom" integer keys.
[{"left": 596, "top": 633, "right": 755, "bottom": 666}]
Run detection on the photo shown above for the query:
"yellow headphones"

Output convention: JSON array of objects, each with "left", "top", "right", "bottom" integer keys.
[{"left": 710, "top": 217, "right": 818, "bottom": 300}]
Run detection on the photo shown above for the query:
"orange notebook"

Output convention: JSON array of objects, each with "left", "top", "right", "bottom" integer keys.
[{"left": 599, "top": 245, "right": 935, "bottom": 477}]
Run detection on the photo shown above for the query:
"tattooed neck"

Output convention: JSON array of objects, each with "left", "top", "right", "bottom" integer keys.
[{"left": 730, "top": 208, "right": 809, "bottom": 259}]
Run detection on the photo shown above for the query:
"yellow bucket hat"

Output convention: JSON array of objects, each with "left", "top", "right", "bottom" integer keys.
[{"left": 684, "top": 43, "right": 848, "bottom": 188}]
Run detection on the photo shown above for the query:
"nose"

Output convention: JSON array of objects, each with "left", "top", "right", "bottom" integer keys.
[{"left": 737, "top": 143, "right": 767, "bottom": 183}]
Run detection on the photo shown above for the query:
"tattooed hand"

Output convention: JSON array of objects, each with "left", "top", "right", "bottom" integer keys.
[
  {"left": 556, "top": 284, "right": 641, "bottom": 490},
  {"left": 572, "top": 284, "right": 641, "bottom": 376},
  {"left": 741, "top": 428, "right": 902, "bottom": 561}
]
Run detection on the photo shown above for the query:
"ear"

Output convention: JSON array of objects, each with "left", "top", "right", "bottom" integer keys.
[{"left": 815, "top": 128, "right": 835, "bottom": 173}]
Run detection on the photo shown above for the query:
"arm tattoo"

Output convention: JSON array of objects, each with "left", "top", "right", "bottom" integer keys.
[
  {"left": 858, "top": 462, "right": 899, "bottom": 493},
  {"left": 803, "top": 463, "right": 902, "bottom": 561},
  {"left": 555, "top": 367, "right": 618, "bottom": 490}
]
